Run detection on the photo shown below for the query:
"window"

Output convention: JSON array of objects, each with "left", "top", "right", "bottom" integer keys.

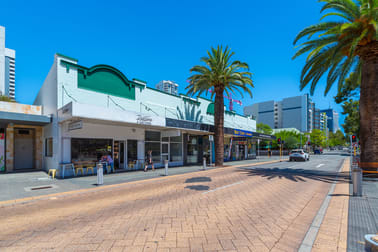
[
  {"left": 71, "top": 138, "right": 113, "bottom": 161},
  {"left": 145, "top": 131, "right": 161, "bottom": 162},
  {"left": 170, "top": 135, "right": 183, "bottom": 162},
  {"left": 45, "top": 138, "right": 53, "bottom": 157}
]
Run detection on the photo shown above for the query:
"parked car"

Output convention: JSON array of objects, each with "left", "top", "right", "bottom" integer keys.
[
  {"left": 289, "top": 149, "right": 310, "bottom": 161},
  {"left": 314, "top": 148, "right": 323, "bottom": 154}
]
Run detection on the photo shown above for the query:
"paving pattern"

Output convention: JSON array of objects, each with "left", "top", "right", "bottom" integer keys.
[
  {"left": 312, "top": 158, "right": 350, "bottom": 252},
  {"left": 0, "top": 156, "right": 345, "bottom": 251},
  {"left": 347, "top": 174, "right": 378, "bottom": 252}
]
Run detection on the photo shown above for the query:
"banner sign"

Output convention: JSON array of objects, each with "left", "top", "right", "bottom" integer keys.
[{"left": 233, "top": 129, "right": 253, "bottom": 137}]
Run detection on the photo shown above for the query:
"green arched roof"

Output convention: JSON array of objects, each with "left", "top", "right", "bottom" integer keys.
[{"left": 61, "top": 60, "right": 145, "bottom": 100}]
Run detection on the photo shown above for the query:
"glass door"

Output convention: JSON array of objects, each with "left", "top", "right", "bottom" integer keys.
[
  {"left": 114, "top": 141, "right": 125, "bottom": 170},
  {"left": 127, "top": 140, "right": 138, "bottom": 170},
  {"left": 161, "top": 142, "right": 169, "bottom": 162}
]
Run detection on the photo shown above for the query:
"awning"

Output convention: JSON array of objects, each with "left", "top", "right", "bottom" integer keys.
[{"left": 0, "top": 111, "right": 51, "bottom": 126}]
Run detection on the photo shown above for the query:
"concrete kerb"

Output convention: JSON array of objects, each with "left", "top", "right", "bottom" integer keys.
[
  {"left": 0, "top": 159, "right": 287, "bottom": 208},
  {"left": 298, "top": 158, "right": 350, "bottom": 252}
]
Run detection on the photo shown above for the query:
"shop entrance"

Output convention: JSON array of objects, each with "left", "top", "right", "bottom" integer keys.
[
  {"left": 14, "top": 128, "right": 35, "bottom": 170},
  {"left": 127, "top": 140, "right": 138, "bottom": 170},
  {"left": 114, "top": 141, "right": 125, "bottom": 170}
]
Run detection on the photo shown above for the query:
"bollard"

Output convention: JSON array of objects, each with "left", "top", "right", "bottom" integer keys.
[
  {"left": 164, "top": 159, "right": 168, "bottom": 176},
  {"left": 97, "top": 163, "right": 104, "bottom": 185},
  {"left": 203, "top": 157, "right": 207, "bottom": 170},
  {"left": 352, "top": 166, "right": 362, "bottom": 196}
]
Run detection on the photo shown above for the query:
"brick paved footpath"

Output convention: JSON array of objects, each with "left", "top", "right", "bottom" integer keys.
[
  {"left": 0, "top": 159, "right": 346, "bottom": 252},
  {"left": 311, "top": 158, "right": 350, "bottom": 252}
]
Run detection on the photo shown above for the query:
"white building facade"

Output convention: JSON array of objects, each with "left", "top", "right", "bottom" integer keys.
[
  {"left": 33, "top": 54, "right": 267, "bottom": 176},
  {"left": 0, "top": 26, "right": 16, "bottom": 100}
]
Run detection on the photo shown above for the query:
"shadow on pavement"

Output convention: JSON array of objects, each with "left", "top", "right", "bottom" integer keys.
[
  {"left": 185, "top": 177, "right": 212, "bottom": 183},
  {"left": 185, "top": 185, "right": 210, "bottom": 191},
  {"left": 238, "top": 167, "right": 351, "bottom": 183}
]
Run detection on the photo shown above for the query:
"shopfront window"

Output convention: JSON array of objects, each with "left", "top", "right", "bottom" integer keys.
[
  {"left": 187, "top": 135, "right": 198, "bottom": 164},
  {"left": 71, "top": 138, "right": 113, "bottom": 162},
  {"left": 145, "top": 131, "right": 161, "bottom": 162},
  {"left": 170, "top": 135, "right": 182, "bottom": 162}
]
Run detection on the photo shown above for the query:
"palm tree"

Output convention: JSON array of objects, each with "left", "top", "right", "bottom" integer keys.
[
  {"left": 187, "top": 46, "right": 254, "bottom": 166},
  {"left": 293, "top": 0, "right": 377, "bottom": 168}
]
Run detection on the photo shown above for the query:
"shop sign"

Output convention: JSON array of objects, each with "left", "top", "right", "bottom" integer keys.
[
  {"left": 136, "top": 114, "right": 152, "bottom": 125},
  {"left": 209, "top": 135, "right": 214, "bottom": 142},
  {"left": 233, "top": 129, "right": 253, "bottom": 137},
  {"left": 162, "top": 130, "right": 181, "bottom": 137},
  {"left": 68, "top": 120, "right": 83, "bottom": 131}
]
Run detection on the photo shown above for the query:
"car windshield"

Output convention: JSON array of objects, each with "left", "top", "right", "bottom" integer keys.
[{"left": 291, "top": 150, "right": 303, "bottom": 153}]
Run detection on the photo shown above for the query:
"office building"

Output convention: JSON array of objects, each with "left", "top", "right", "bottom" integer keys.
[
  {"left": 320, "top": 109, "right": 340, "bottom": 133},
  {"left": 155, "top": 80, "right": 178, "bottom": 95},
  {"left": 244, "top": 94, "right": 314, "bottom": 133},
  {"left": 0, "top": 26, "right": 16, "bottom": 100}
]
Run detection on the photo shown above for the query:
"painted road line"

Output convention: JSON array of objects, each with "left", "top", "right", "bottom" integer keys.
[
  {"left": 316, "top": 164, "right": 325, "bottom": 168},
  {"left": 202, "top": 181, "right": 244, "bottom": 194}
]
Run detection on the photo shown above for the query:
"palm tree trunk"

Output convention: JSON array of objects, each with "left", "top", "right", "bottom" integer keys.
[
  {"left": 214, "top": 87, "right": 225, "bottom": 166},
  {"left": 358, "top": 41, "right": 378, "bottom": 170}
]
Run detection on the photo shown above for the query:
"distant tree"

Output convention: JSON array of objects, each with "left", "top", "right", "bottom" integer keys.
[
  {"left": 0, "top": 96, "right": 14, "bottom": 102},
  {"left": 273, "top": 130, "right": 301, "bottom": 149},
  {"left": 329, "top": 130, "right": 346, "bottom": 147},
  {"left": 256, "top": 123, "right": 273, "bottom": 135},
  {"left": 310, "top": 129, "right": 327, "bottom": 147},
  {"left": 342, "top": 99, "right": 360, "bottom": 137}
]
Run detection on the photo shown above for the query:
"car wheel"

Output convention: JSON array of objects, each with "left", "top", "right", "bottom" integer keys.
[{"left": 289, "top": 158, "right": 292, "bottom": 162}]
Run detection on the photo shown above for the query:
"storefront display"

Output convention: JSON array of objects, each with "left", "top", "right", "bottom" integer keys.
[{"left": 71, "top": 138, "right": 113, "bottom": 162}]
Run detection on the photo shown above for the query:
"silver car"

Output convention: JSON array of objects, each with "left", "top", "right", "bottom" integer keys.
[{"left": 289, "top": 149, "right": 310, "bottom": 161}]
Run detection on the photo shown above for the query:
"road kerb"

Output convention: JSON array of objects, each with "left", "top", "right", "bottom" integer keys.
[
  {"left": 0, "top": 158, "right": 286, "bottom": 207},
  {"left": 298, "top": 158, "right": 350, "bottom": 252}
]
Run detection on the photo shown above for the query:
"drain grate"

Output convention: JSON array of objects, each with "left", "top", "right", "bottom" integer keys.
[
  {"left": 24, "top": 184, "right": 58, "bottom": 192},
  {"left": 31, "top": 186, "right": 53, "bottom": 191}
]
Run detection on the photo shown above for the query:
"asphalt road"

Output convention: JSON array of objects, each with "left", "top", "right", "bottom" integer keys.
[{"left": 0, "top": 154, "right": 347, "bottom": 251}]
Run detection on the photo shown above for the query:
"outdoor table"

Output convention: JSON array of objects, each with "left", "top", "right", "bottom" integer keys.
[{"left": 59, "top": 163, "right": 75, "bottom": 179}]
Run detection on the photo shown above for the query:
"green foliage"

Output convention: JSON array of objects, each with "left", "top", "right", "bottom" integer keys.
[
  {"left": 257, "top": 123, "right": 273, "bottom": 135},
  {"left": 309, "top": 129, "right": 327, "bottom": 147},
  {"left": 341, "top": 99, "right": 360, "bottom": 136},
  {"left": 186, "top": 45, "right": 254, "bottom": 99},
  {"left": 329, "top": 130, "right": 346, "bottom": 146},
  {"left": 293, "top": 0, "right": 377, "bottom": 96},
  {"left": 272, "top": 130, "right": 305, "bottom": 149},
  {"left": 334, "top": 71, "right": 360, "bottom": 104},
  {"left": 0, "top": 96, "right": 14, "bottom": 102}
]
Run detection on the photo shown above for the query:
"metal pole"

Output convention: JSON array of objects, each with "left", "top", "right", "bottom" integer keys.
[
  {"left": 164, "top": 159, "right": 168, "bottom": 176},
  {"left": 257, "top": 139, "right": 260, "bottom": 159},
  {"left": 203, "top": 157, "right": 207, "bottom": 170}
]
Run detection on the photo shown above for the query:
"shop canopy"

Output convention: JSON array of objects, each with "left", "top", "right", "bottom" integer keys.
[{"left": 0, "top": 111, "right": 51, "bottom": 126}]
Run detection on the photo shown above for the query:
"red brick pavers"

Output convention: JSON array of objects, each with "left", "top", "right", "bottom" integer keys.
[{"left": 0, "top": 162, "right": 338, "bottom": 251}]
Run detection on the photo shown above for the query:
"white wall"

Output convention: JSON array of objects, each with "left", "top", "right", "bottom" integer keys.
[
  {"left": 33, "top": 57, "right": 59, "bottom": 170},
  {"left": 0, "top": 26, "right": 5, "bottom": 95}
]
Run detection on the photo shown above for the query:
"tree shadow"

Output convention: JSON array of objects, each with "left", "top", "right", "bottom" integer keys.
[
  {"left": 185, "top": 185, "right": 210, "bottom": 191},
  {"left": 237, "top": 167, "right": 351, "bottom": 184},
  {"left": 185, "top": 177, "right": 212, "bottom": 183}
]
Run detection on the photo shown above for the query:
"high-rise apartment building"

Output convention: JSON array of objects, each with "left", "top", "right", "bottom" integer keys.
[
  {"left": 320, "top": 109, "right": 340, "bottom": 133},
  {"left": 0, "top": 26, "right": 16, "bottom": 100},
  {"left": 155, "top": 80, "right": 178, "bottom": 95},
  {"left": 244, "top": 94, "right": 314, "bottom": 132}
]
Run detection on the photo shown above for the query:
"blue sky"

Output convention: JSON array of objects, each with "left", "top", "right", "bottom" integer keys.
[{"left": 1, "top": 0, "right": 344, "bottom": 127}]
